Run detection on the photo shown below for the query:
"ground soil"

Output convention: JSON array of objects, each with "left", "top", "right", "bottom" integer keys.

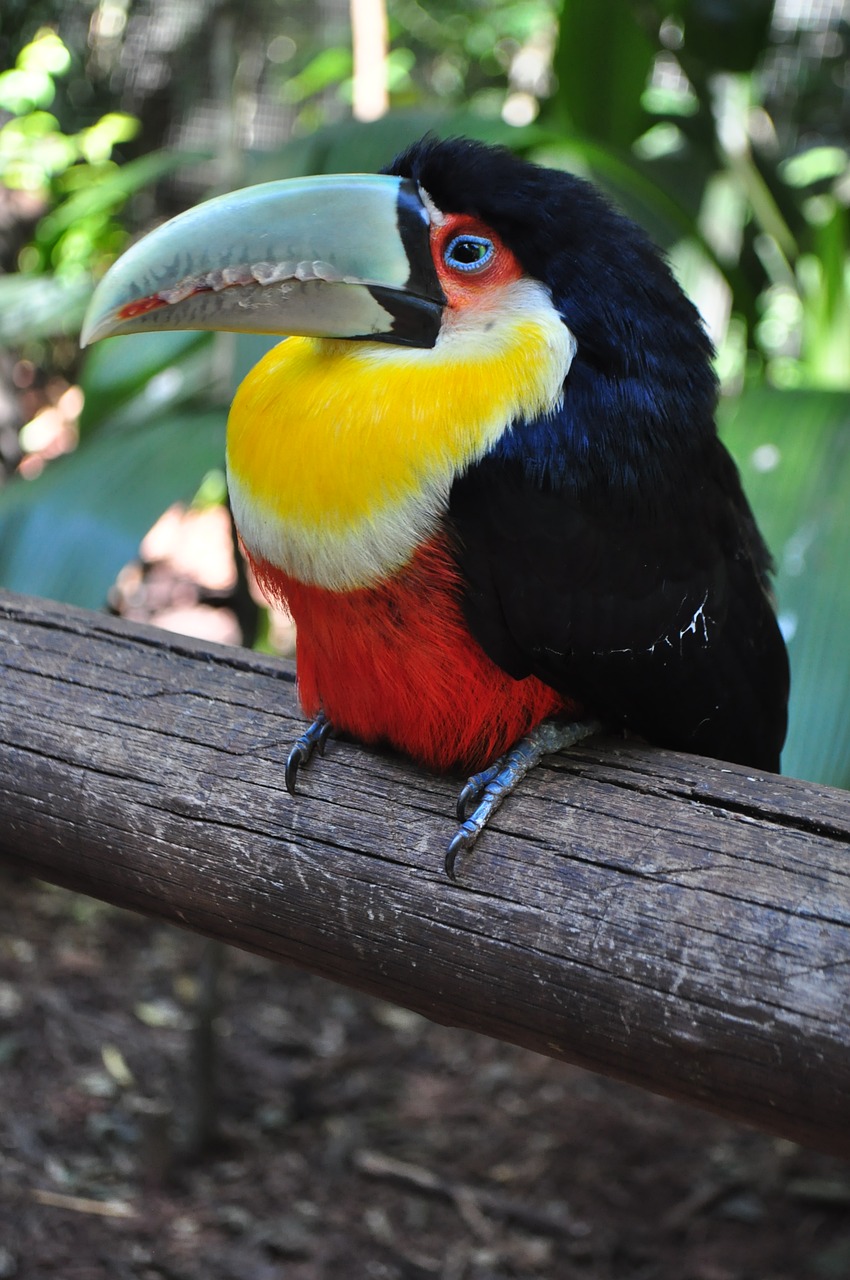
[{"left": 1, "top": 867, "right": 849, "bottom": 1280}]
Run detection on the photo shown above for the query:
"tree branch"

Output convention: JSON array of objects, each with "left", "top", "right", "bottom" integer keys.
[{"left": 1, "top": 589, "right": 849, "bottom": 1155}]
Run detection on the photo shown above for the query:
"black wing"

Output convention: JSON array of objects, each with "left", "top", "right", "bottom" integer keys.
[{"left": 448, "top": 433, "right": 789, "bottom": 772}]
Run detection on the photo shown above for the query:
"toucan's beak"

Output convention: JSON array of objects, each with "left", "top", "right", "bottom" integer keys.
[{"left": 81, "top": 174, "right": 446, "bottom": 349}]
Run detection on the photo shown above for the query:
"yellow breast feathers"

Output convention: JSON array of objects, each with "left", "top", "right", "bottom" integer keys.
[{"left": 226, "top": 279, "right": 575, "bottom": 592}]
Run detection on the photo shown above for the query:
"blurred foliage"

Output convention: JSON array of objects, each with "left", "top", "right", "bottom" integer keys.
[
  {"left": 547, "top": 0, "right": 850, "bottom": 394},
  {"left": 0, "top": 327, "right": 226, "bottom": 608},
  {"left": 721, "top": 386, "right": 850, "bottom": 786},
  {"left": 0, "top": 0, "right": 848, "bottom": 787},
  {"left": 0, "top": 28, "right": 197, "bottom": 339},
  {"left": 273, "top": 0, "right": 556, "bottom": 128}
]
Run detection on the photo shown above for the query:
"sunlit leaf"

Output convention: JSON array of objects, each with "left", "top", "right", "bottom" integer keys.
[
  {"left": 18, "top": 29, "right": 71, "bottom": 77},
  {"left": 0, "top": 112, "right": 78, "bottom": 189},
  {"left": 0, "top": 30, "right": 70, "bottom": 114},
  {"left": 0, "top": 67, "right": 55, "bottom": 114},
  {"left": 781, "top": 146, "right": 849, "bottom": 189},
  {"left": 280, "top": 46, "right": 353, "bottom": 104},
  {"left": 39, "top": 150, "right": 205, "bottom": 239},
  {"left": 77, "top": 113, "right": 140, "bottom": 165},
  {"left": 101, "top": 1045, "right": 134, "bottom": 1087}
]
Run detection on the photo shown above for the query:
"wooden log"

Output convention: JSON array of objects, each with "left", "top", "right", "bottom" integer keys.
[{"left": 1, "top": 589, "right": 849, "bottom": 1154}]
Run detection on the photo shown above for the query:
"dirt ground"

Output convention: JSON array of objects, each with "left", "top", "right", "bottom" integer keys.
[{"left": 1, "top": 865, "right": 849, "bottom": 1280}]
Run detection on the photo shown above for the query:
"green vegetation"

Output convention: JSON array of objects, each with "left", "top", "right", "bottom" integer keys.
[
  {"left": 0, "top": 29, "right": 190, "bottom": 338},
  {"left": 0, "top": 0, "right": 848, "bottom": 785}
]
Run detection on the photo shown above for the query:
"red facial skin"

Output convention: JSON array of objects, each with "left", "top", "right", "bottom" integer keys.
[{"left": 430, "top": 214, "right": 525, "bottom": 311}]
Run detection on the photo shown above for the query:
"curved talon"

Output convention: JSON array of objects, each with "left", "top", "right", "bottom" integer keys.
[
  {"left": 445, "top": 718, "right": 604, "bottom": 879},
  {"left": 285, "top": 712, "right": 332, "bottom": 795},
  {"left": 446, "top": 796, "right": 500, "bottom": 879},
  {"left": 445, "top": 826, "right": 476, "bottom": 880},
  {"left": 284, "top": 745, "right": 305, "bottom": 795},
  {"left": 456, "top": 762, "right": 501, "bottom": 822},
  {"left": 316, "top": 717, "right": 333, "bottom": 757},
  {"left": 456, "top": 780, "right": 478, "bottom": 823}
]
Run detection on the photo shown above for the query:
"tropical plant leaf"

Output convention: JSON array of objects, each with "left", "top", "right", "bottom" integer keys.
[
  {"left": 36, "top": 149, "right": 204, "bottom": 241},
  {"left": 0, "top": 271, "right": 92, "bottom": 342},
  {"left": 245, "top": 109, "right": 545, "bottom": 185},
  {"left": 78, "top": 331, "right": 217, "bottom": 438},
  {"left": 0, "top": 410, "right": 225, "bottom": 610},
  {"left": 552, "top": 0, "right": 655, "bottom": 148},
  {"left": 720, "top": 386, "right": 850, "bottom": 789}
]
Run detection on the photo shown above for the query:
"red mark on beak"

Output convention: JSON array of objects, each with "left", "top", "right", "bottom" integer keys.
[{"left": 117, "top": 296, "right": 168, "bottom": 321}]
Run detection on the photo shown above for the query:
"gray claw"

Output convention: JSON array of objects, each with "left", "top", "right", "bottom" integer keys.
[
  {"left": 445, "top": 825, "right": 477, "bottom": 880},
  {"left": 456, "top": 780, "right": 478, "bottom": 823},
  {"left": 455, "top": 762, "right": 501, "bottom": 822},
  {"left": 285, "top": 712, "right": 332, "bottom": 795},
  {"left": 285, "top": 744, "right": 305, "bottom": 795},
  {"left": 444, "top": 718, "right": 603, "bottom": 879}
]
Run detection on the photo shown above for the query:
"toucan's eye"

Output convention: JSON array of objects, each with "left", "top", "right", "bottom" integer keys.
[{"left": 443, "top": 234, "right": 495, "bottom": 273}]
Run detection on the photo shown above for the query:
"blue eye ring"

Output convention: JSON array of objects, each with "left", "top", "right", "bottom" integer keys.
[{"left": 443, "top": 233, "right": 496, "bottom": 273}]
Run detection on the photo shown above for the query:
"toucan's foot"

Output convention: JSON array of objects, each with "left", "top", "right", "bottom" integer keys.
[
  {"left": 445, "top": 717, "right": 603, "bottom": 880},
  {"left": 285, "top": 712, "right": 333, "bottom": 795}
]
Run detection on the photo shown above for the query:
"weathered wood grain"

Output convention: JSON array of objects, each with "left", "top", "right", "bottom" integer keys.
[{"left": 1, "top": 589, "right": 849, "bottom": 1153}]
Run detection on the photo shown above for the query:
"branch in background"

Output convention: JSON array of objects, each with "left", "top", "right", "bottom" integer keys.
[{"left": 350, "top": 0, "right": 389, "bottom": 122}]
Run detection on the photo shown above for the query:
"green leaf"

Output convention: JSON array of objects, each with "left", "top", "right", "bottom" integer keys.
[
  {"left": 78, "top": 331, "right": 216, "bottom": 438},
  {"left": 0, "top": 66, "right": 55, "bottom": 113},
  {"left": 0, "top": 411, "right": 226, "bottom": 610},
  {"left": 77, "top": 112, "right": 140, "bottom": 165},
  {"left": 244, "top": 109, "right": 545, "bottom": 186},
  {"left": 720, "top": 386, "right": 850, "bottom": 789},
  {"left": 0, "top": 272, "right": 92, "bottom": 342},
  {"left": 39, "top": 150, "right": 204, "bottom": 240},
  {"left": 530, "top": 136, "right": 703, "bottom": 250},
  {"left": 552, "top": 0, "right": 655, "bottom": 148},
  {"left": 280, "top": 46, "right": 353, "bottom": 104},
  {"left": 18, "top": 29, "right": 71, "bottom": 78}
]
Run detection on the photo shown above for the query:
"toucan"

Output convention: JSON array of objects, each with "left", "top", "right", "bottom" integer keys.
[{"left": 82, "top": 136, "right": 790, "bottom": 876}]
